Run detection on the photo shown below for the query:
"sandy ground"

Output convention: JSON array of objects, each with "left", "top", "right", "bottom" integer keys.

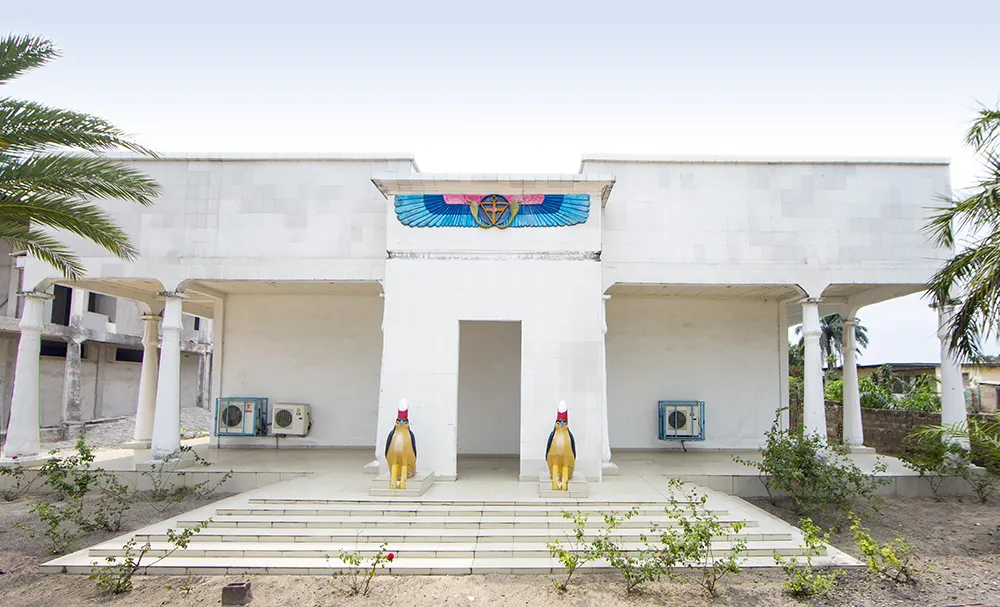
[{"left": 1, "top": 495, "right": 998, "bottom": 606}]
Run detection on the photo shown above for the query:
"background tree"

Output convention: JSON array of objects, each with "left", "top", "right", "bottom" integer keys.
[
  {"left": 794, "top": 314, "right": 870, "bottom": 367},
  {"left": 926, "top": 102, "right": 1000, "bottom": 362},
  {"left": 0, "top": 34, "right": 159, "bottom": 279}
]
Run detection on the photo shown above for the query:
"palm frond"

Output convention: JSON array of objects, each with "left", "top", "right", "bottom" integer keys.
[
  {"left": 0, "top": 191, "right": 139, "bottom": 262},
  {"left": 0, "top": 99, "right": 156, "bottom": 155},
  {"left": 0, "top": 34, "right": 59, "bottom": 85},
  {"left": 966, "top": 105, "right": 1000, "bottom": 152},
  {"left": 0, "top": 153, "right": 160, "bottom": 205},
  {"left": 927, "top": 231, "right": 1000, "bottom": 362},
  {"left": 0, "top": 219, "right": 84, "bottom": 278}
]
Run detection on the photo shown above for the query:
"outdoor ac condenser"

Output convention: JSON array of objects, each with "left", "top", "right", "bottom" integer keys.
[
  {"left": 657, "top": 400, "right": 705, "bottom": 441},
  {"left": 215, "top": 397, "right": 267, "bottom": 437},
  {"left": 270, "top": 403, "right": 310, "bottom": 436}
]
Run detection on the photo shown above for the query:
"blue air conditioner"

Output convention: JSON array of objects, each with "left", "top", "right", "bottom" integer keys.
[
  {"left": 657, "top": 400, "right": 705, "bottom": 441},
  {"left": 215, "top": 397, "right": 268, "bottom": 437}
]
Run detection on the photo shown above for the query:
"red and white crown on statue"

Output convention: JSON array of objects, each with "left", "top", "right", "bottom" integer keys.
[
  {"left": 397, "top": 399, "right": 409, "bottom": 421},
  {"left": 557, "top": 400, "right": 568, "bottom": 422}
]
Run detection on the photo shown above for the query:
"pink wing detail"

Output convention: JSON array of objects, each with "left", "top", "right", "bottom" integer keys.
[{"left": 441, "top": 194, "right": 545, "bottom": 205}]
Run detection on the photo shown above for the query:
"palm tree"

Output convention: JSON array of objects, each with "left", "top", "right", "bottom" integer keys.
[
  {"left": 925, "top": 103, "right": 1000, "bottom": 363},
  {"left": 794, "top": 314, "right": 870, "bottom": 367},
  {"left": 0, "top": 34, "right": 159, "bottom": 279}
]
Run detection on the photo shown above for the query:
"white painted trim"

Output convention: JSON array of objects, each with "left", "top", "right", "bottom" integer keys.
[{"left": 580, "top": 154, "right": 950, "bottom": 171}]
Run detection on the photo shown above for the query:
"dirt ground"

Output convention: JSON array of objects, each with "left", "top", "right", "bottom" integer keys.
[{"left": 1, "top": 495, "right": 998, "bottom": 607}]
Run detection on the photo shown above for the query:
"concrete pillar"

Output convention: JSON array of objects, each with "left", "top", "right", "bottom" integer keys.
[
  {"left": 841, "top": 317, "right": 864, "bottom": 448},
  {"left": 61, "top": 288, "right": 87, "bottom": 422},
  {"left": 936, "top": 303, "right": 969, "bottom": 447},
  {"left": 800, "top": 298, "right": 827, "bottom": 442},
  {"left": 1, "top": 292, "right": 52, "bottom": 459},
  {"left": 600, "top": 294, "right": 616, "bottom": 473},
  {"left": 151, "top": 295, "right": 184, "bottom": 460},
  {"left": 129, "top": 314, "right": 161, "bottom": 447}
]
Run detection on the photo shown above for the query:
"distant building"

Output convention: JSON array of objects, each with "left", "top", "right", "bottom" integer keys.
[
  {"left": 0, "top": 244, "right": 212, "bottom": 443},
  {"left": 852, "top": 362, "right": 1000, "bottom": 413}
]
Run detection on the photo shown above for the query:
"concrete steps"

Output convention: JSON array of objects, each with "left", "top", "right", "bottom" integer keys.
[{"left": 39, "top": 484, "right": 859, "bottom": 576}]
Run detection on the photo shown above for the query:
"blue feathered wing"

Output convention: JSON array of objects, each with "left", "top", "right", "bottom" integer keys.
[{"left": 394, "top": 194, "right": 590, "bottom": 228}]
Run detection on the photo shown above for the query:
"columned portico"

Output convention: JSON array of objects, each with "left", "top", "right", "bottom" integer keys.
[
  {"left": 151, "top": 294, "right": 184, "bottom": 460},
  {"left": 841, "top": 317, "right": 864, "bottom": 448},
  {"left": 1, "top": 291, "right": 53, "bottom": 459},
  {"left": 800, "top": 298, "right": 827, "bottom": 442},
  {"left": 936, "top": 303, "right": 969, "bottom": 447},
  {"left": 127, "top": 314, "right": 161, "bottom": 448}
]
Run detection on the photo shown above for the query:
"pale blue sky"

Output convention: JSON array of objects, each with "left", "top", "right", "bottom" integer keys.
[{"left": 6, "top": 0, "right": 1000, "bottom": 362}]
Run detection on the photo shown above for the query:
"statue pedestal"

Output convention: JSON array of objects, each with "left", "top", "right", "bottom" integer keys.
[
  {"left": 362, "top": 459, "right": 380, "bottom": 475},
  {"left": 537, "top": 473, "right": 589, "bottom": 498},
  {"left": 369, "top": 470, "right": 435, "bottom": 497}
]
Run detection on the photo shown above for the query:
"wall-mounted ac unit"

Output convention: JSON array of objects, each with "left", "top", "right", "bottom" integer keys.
[
  {"left": 216, "top": 397, "right": 267, "bottom": 437},
  {"left": 270, "top": 403, "right": 310, "bottom": 436},
  {"left": 657, "top": 400, "right": 705, "bottom": 441}
]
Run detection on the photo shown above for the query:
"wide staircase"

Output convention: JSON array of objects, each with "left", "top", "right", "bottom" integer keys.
[{"left": 43, "top": 484, "right": 855, "bottom": 575}]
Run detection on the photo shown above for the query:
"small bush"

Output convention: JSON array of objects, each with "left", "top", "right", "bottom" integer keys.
[
  {"left": 900, "top": 435, "right": 971, "bottom": 500},
  {"left": 89, "top": 521, "right": 209, "bottom": 594},
  {"left": 591, "top": 507, "right": 666, "bottom": 593},
  {"left": 734, "top": 411, "right": 890, "bottom": 529},
  {"left": 850, "top": 516, "right": 918, "bottom": 584},
  {"left": 661, "top": 483, "right": 747, "bottom": 598},
  {"left": 547, "top": 511, "right": 600, "bottom": 591},
  {"left": 775, "top": 518, "right": 841, "bottom": 597},
  {"left": 0, "top": 463, "right": 40, "bottom": 501},
  {"left": 331, "top": 543, "right": 394, "bottom": 597}
]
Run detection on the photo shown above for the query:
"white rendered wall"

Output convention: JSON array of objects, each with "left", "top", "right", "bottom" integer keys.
[
  {"left": 31, "top": 158, "right": 415, "bottom": 288},
  {"left": 606, "top": 296, "right": 781, "bottom": 450},
  {"left": 377, "top": 258, "right": 603, "bottom": 480},
  {"left": 587, "top": 160, "right": 951, "bottom": 289},
  {"left": 457, "top": 321, "right": 521, "bottom": 455},
  {"left": 219, "top": 293, "right": 383, "bottom": 447}
]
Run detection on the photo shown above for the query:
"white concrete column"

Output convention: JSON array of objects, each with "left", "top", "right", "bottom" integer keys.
[
  {"left": 151, "top": 294, "right": 184, "bottom": 460},
  {"left": 1, "top": 291, "right": 53, "bottom": 459},
  {"left": 936, "top": 303, "right": 969, "bottom": 447},
  {"left": 130, "top": 314, "right": 161, "bottom": 446},
  {"left": 841, "top": 317, "right": 864, "bottom": 448},
  {"left": 600, "top": 294, "right": 613, "bottom": 467},
  {"left": 801, "top": 298, "right": 828, "bottom": 442}
]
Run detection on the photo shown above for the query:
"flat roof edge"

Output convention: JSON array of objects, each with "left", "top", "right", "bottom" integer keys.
[
  {"left": 96, "top": 152, "right": 419, "bottom": 163},
  {"left": 580, "top": 154, "right": 951, "bottom": 169}
]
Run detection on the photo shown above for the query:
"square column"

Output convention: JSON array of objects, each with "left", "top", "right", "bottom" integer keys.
[
  {"left": 151, "top": 294, "right": 184, "bottom": 460},
  {"left": 126, "top": 314, "right": 161, "bottom": 448},
  {"left": 600, "top": 294, "right": 617, "bottom": 474},
  {"left": 2, "top": 291, "right": 53, "bottom": 459},
  {"left": 936, "top": 303, "right": 969, "bottom": 447},
  {"left": 800, "top": 298, "right": 828, "bottom": 442},
  {"left": 841, "top": 317, "right": 864, "bottom": 448}
]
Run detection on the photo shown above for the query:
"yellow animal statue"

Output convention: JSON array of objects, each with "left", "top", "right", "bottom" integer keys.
[
  {"left": 384, "top": 399, "right": 416, "bottom": 490},
  {"left": 545, "top": 400, "right": 576, "bottom": 491}
]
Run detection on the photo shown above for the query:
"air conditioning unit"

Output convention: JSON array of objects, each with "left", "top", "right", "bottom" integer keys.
[
  {"left": 215, "top": 397, "right": 267, "bottom": 437},
  {"left": 270, "top": 403, "right": 310, "bottom": 436},
  {"left": 657, "top": 400, "right": 705, "bottom": 441}
]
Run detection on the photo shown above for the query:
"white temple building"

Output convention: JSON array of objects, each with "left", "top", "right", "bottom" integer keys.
[{"left": 0, "top": 153, "right": 965, "bottom": 484}]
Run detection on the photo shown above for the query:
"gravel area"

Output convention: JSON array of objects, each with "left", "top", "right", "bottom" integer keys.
[{"left": 42, "top": 406, "right": 213, "bottom": 453}]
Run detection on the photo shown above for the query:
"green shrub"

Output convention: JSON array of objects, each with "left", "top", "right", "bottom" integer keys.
[
  {"left": 591, "top": 507, "right": 667, "bottom": 593},
  {"left": 899, "top": 434, "right": 970, "bottom": 500},
  {"left": 850, "top": 516, "right": 919, "bottom": 584},
  {"left": 331, "top": 543, "right": 394, "bottom": 597},
  {"left": 89, "top": 520, "right": 209, "bottom": 594},
  {"left": 774, "top": 518, "right": 841, "bottom": 597},
  {"left": 660, "top": 481, "right": 748, "bottom": 598},
  {"left": 547, "top": 511, "right": 601, "bottom": 591},
  {"left": 734, "top": 411, "right": 890, "bottom": 528}
]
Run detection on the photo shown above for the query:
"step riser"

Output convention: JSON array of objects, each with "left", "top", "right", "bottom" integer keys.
[
  {"left": 216, "top": 508, "right": 709, "bottom": 517},
  {"left": 183, "top": 520, "right": 732, "bottom": 530},
  {"left": 136, "top": 531, "right": 789, "bottom": 545},
  {"left": 92, "top": 547, "right": 822, "bottom": 559}
]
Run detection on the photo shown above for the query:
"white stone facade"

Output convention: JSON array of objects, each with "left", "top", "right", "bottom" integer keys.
[{"left": 1, "top": 153, "right": 958, "bottom": 479}]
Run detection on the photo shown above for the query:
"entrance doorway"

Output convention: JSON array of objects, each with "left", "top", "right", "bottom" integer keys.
[{"left": 456, "top": 321, "right": 521, "bottom": 472}]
